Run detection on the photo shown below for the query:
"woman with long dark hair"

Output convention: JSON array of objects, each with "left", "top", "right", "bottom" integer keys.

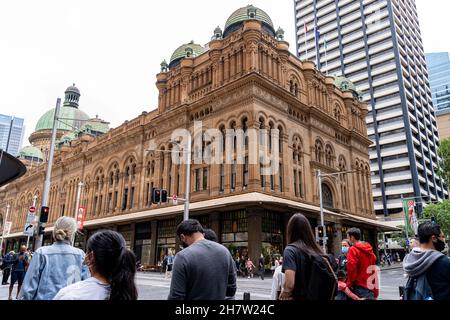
[
  {"left": 279, "top": 213, "right": 337, "bottom": 300},
  {"left": 54, "top": 230, "right": 138, "bottom": 300}
]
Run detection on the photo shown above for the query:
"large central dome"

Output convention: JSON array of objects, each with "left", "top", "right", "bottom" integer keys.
[
  {"left": 224, "top": 5, "right": 274, "bottom": 37},
  {"left": 34, "top": 106, "right": 90, "bottom": 132}
]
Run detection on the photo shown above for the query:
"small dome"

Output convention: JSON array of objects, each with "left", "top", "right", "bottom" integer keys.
[
  {"left": 80, "top": 117, "right": 110, "bottom": 135},
  {"left": 334, "top": 76, "right": 362, "bottom": 100},
  {"left": 18, "top": 145, "right": 44, "bottom": 161},
  {"left": 169, "top": 41, "right": 206, "bottom": 68},
  {"left": 65, "top": 84, "right": 80, "bottom": 95},
  {"left": 224, "top": 5, "right": 274, "bottom": 37},
  {"left": 35, "top": 106, "right": 90, "bottom": 132},
  {"left": 60, "top": 131, "right": 77, "bottom": 144}
]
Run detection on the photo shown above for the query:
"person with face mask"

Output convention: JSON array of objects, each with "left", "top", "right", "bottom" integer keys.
[
  {"left": 337, "top": 239, "right": 351, "bottom": 273},
  {"left": 168, "top": 219, "right": 236, "bottom": 300},
  {"left": 403, "top": 222, "right": 450, "bottom": 300}
]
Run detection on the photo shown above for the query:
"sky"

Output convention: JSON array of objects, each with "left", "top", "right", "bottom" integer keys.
[{"left": 0, "top": 0, "right": 449, "bottom": 146}]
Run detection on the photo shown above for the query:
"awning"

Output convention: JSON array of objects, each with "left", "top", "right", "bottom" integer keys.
[
  {"left": 0, "top": 150, "right": 26, "bottom": 187},
  {"left": 341, "top": 213, "right": 401, "bottom": 232}
]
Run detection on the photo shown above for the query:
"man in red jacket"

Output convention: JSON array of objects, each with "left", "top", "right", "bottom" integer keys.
[{"left": 346, "top": 228, "right": 379, "bottom": 299}]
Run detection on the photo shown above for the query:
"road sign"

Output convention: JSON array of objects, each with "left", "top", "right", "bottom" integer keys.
[
  {"left": 29, "top": 206, "right": 36, "bottom": 213},
  {"left": 23, "top": 211, "right": 37, "bottom": 236},
  {"left": 3, "top": 221, "right": 12, "bottom": 237},
  {"left": 76, "top": 207, "right": 86, "bottom": 230},
  {"left": 172, "top": 195, "right": 178, "bottom": 205}
]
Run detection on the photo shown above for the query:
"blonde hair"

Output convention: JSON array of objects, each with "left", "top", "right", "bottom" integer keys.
[{"left": 53, "top": 216, "right": 77, "bottom": 243}]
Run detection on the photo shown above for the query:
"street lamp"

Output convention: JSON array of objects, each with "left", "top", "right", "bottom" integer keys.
[{"left": 316, "top": 169, "right": 357, "bottom": 253}]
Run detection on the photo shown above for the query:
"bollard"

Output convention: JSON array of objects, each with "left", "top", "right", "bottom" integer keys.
[{"left": 243, "top": 292, "right": 251, "bottom": 300}]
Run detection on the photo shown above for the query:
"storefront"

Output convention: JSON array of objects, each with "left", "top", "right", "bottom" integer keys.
[
  {"left": 156, "top": 218, "right": 177, "bottom": 265},
  {"left": 221, "top": 210, "right": 248, "bottom": 259},
  {"left": 261, "top": 211, "right": 283, "bottom": 269},
  {"left": 117, "top": 224, "right": 132, "bottom": 250},
  {"left": 134, "top": 222, "right": 152, "bottom": 265}
]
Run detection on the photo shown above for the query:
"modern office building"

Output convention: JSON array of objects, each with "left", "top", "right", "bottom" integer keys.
[
  {"left": 0, "top": 114, "right": 25, "bottom": 157},
  {"left": 426, "top": 52, "right": 450, "bottom": 139},
  {"left": 293, "top": 0, "right": 447, "bottom": 220}
]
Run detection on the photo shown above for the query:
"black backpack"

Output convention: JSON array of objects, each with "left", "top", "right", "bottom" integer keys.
[
  {"left": 289, "top": 243, "right": 338, "bottom": 300},
  {"left": 403, "top": 274, "right": 434, "bottom": 300}
]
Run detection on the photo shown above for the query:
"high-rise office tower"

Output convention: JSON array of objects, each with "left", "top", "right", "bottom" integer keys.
[
  {"left": 294, "top": 0, "right": 447, "bottom": 219},
  {"left": 0, "top": 114, "right": 25, "bottom": 157},
  {"left": 426, "top": 52, "right": 450, "bottom": 139}
]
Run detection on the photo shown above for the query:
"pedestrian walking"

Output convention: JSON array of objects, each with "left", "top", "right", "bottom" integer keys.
[
  {"left": 403, "top": 222, "right": 450, "bottom": 300},
  {"left": 279, "top": 213, "right": 337, "bottom": 301},
  {"left": 337, "top": 239, "right": 351, "bottom": 273},
  {"left": 164, "top": 252, "right": 174, "bottom": 279},
  {"left": 19, "top": 217, "right": 89, "bottom": 300},
  {"left": 258, "top": 254, "right": 265, "bottom": 280},
  {"left": 270, "top": 258, "right": 284, "bottom": 300},
  {"left": 168, "top": 219, "right": 236, "bottom": 300},
  {"left": 246, "top": 258, "right": 256, "bottom": 279},
  {"left": 54, "top": 230, "right": 138, "bottom": 300},
  {"left": 1, "top": 251, "right": 14, "bottom": 285},
  {"left": 8, "top": 245, "right": 29, "bottom": 300},
  {"left": 346, "top": 227, "right": 379, "bottom": 300}
]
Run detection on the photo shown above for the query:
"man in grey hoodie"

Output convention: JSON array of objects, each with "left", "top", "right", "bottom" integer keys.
[{"left": 403, "top": 221, "right": 450, "bottom": 300}]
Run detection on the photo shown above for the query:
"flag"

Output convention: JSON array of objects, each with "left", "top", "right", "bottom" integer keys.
[
  {"left": 314, "top": 25, "right": 320, "bottom": 66},
  {"left": 402, "top": 199, "right": 416, "bottom": 236},
  {"left": 304, "top": 22, "right": 308, "bottom": 33}
]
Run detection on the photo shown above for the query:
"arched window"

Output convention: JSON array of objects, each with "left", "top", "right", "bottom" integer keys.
[
  {"left": 322, "top": 184, "right": 333, "bottom": 209},
  {"left": 315, "top": 140, "right": 323, "bottom": 163},
  {"left": 325, "top": 144, "right": 333, "bottom": 167}
]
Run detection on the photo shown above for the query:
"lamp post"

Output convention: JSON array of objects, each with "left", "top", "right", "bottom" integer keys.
[
  {"left": 317, "top": 169, "right": 357, "bottom": 253},
  {"left": 0, "top": 204, "right": 10, "bottom": 256},
  {"left": 35, "top": 98, "right": 61, "bottom": 250}
]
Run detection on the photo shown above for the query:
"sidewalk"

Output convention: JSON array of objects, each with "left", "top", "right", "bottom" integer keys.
[{"left": 380, "top": 262, "right": 403, "bottom": 271}]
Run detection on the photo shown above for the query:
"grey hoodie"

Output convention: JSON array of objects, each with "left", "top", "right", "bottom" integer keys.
[{"left": 403, "top": 248, "right": 444, "bottom": 277}]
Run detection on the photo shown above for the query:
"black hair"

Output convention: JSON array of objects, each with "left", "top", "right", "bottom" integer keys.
[
  {"left": 337, "top": 270, "right": 347, "bottom": 280},
  {"left": 347, "top": 228, "right": 361, "bottom": 241},
  {"left": 87, "top": 230, "right": 138, "bottom": 300},
  {"left": 418, "top": 222, "right": 442, "bottom": 244},
  {"left": 286, "top": 213, "right": 323, "bottom": 256},
  {"left": 203, "top": 228, "right": 218, "bottom": 242},
  {"left": 176, "top": 219, "right": 204, "bottom": 237}
]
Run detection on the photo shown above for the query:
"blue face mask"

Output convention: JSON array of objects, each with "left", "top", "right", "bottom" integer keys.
[{"left": 341, "top": 246, "right": 349, "bottom": 254}]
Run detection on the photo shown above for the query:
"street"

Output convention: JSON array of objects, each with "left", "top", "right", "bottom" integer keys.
[{"left": 0, "top": 267, "right": 406, "bottom": 300}]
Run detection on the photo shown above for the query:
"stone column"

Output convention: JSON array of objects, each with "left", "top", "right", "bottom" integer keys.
[
  {"left": 210, "top": 212, "right": 221, "bottom": 242},
  {"left": 130, "top": 222, "right": 136, "bottom": 252},
  {"left": 247, "top": 207, "right": 263, "bottom": 264},
  {"left": 332, "top": 223, "right": 343, "bottom": 258}
]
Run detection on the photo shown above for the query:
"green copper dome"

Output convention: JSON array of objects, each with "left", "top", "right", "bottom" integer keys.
[
  {"left": 60, "top": 131, "right": 78, "bottom": 144},
  {"left": 80, "top": 118, "right": 110, "bottom": 134},
  {"left": 334, "top": 76, "right": 357, "bottom": 92},
  {"left": 35, "top": 106, "right": 90, "bottom": 132},
  {"left": 169, "top": 41, "right": 206, "bottom": 68},
  {"left": 18, "top": 145, "right": 44, "bottom": 161},
  {"left": 224, "top": 5, "right": 274, "bottom": 37}
]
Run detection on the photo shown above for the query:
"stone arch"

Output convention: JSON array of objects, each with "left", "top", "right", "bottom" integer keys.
[
  {"left": 325, "top": 143, "right": 335, "bottom": 167},
  {"left": 314, "top": 137, "right": 324, "bottom": 163},
  {"left": 321, "top": 179, "right": 337, "bottom": 209}
]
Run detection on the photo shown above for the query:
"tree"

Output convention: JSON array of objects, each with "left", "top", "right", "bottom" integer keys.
[
  {"left": 422, "top": 200, "right": 450, "bottom": 237},
  {"left": 437, "top": 137, "right": 450, "bottom": 190}
]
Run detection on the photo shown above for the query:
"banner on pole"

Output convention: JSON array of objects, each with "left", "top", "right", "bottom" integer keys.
[
  {"left": 3, "top": 221, "right": 12, "bottom": 237},
  {"left": 76, "top": 207, "right": 86, "bottom": 230},
  {"left": 403, "top": 199, "right": 418, "bottom": 236}
]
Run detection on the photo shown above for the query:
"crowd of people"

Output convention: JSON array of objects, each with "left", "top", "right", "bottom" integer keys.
[{"left": 1, "top": 213, "right": 449, "bottom": 300}]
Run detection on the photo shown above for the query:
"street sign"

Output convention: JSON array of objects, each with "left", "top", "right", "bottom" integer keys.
[
  {"left": 23, "top": 210, "right": 36, "bottom": 236},
  {"left": 172, "top": 195, "right": 178, "bottom": 205},
  {"left": 3, "top": 221, "right": 12, "bottom": 236},
  {"left": 76, "top": 207, "right": 86, "bottom": 230}
]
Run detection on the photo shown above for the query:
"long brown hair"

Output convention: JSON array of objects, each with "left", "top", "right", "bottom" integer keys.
[{"left": 286, "top": 213, "right": 323, "bottom": 256}]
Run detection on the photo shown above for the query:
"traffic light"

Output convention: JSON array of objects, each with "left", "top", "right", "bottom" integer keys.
[
  {"left": 152, "top": 189, "right": 161, "bottom": 204},
  {"left": 318, "top": 225, "right": 324, "bottom": 238},
  {"left": 161, "top": 189, "right": 168, "bottom": 203},
  {"left": 38, "top": 225, "right": 45, "bottom": 235},
  {"left": 39, "top": 206, "right": 49, "bottom": 223}
]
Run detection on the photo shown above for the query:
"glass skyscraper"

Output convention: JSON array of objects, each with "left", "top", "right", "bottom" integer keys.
[
  {"left": 0, "top": 114, "right": 25, "bottom": 157},
  {"left": 293, "top": 0, "right": 447, "bottom": 220},
  {"left": 426, "top": 52, "right": 450, "bottom": 112}
]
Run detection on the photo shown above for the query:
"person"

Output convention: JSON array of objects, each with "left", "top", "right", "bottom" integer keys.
[
  {"left": 346, "top": 227, "right": 379, "bottom": 300},
  {"left": 203, "top": 228, "right": 218, "bottom": 242},
  {"left": 271, "top": 258, "right": 284, "bottom": 300},
  {"left": 54, "top": 230, "right": 138, "bottom": 300},
  {"left": 246, "top": 258, "right": 256, "bottom": 279},
  {"left": 1, "top": 251, "right": 14, "bottom": 285},
  {"left": 336, "top": 270, "right": 365, "bottom": 300},
  {"left": 258, "top": 254, "right": 265, "bottom": 280},
  {"left": 234, "top": 256, "right": 241, "bottom": 276},
  {"left": 337, "top": 239, "right": 351, "bottom": 272},
  {"left": 19, "top": 217, "right": 89, "bottom": 300},
  {"left": 279, "top": 213, "right": 337, "bottom": 301},
  {"left": 164, "top": 252, "right": 174, "bottom": 279},
  {"left": 396, "top": 252, "right": 401, "bottom": 263},
  {"left": 168, "top": 219, "right": 236, "bottom": 300},
  {"left": 403, "top": 222, "right": 450, "bottom": 300},
  {"left": 8, "top": 246, "right": 29, "bottom": 300}
]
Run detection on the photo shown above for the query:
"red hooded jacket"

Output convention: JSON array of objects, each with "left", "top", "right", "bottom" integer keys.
[{"left": 346, "top": 242, "right": 379, "bottom": 298}]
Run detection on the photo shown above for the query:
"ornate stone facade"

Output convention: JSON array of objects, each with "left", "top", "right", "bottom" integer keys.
[{"left": 1, "top": 8, "right": 389, "bottom": 264}]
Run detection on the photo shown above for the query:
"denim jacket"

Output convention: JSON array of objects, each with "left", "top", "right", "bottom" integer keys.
[{"left": 19, "top": 241, "right": 90, "bottom": 300}]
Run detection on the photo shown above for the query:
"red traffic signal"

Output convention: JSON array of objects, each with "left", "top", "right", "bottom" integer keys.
[
  {"left": 152, "top": 189, "right": 161, "bottom": 204},
  {"left": 39, "top": 206, "right": 49, "bottom": 223},
  {"left": 161, "top": 190, "right": 168, "bottom": 203}
]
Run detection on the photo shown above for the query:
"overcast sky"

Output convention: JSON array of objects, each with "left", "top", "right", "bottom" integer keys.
[{"left": 1, "top": 0, "right": 449, "bottom": 146}]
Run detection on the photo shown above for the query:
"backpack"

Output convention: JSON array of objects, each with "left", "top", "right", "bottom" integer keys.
[
  {"left": 403, "top": 274, "right": 434, "bottom": 300},
  {"left": 289, "top": 243, "right": 338, "bottom": 300}
]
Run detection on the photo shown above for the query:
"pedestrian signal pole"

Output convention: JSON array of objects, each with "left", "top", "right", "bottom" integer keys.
[{"left": 35, "top": 98, "right": 61, "bottom": 250}]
